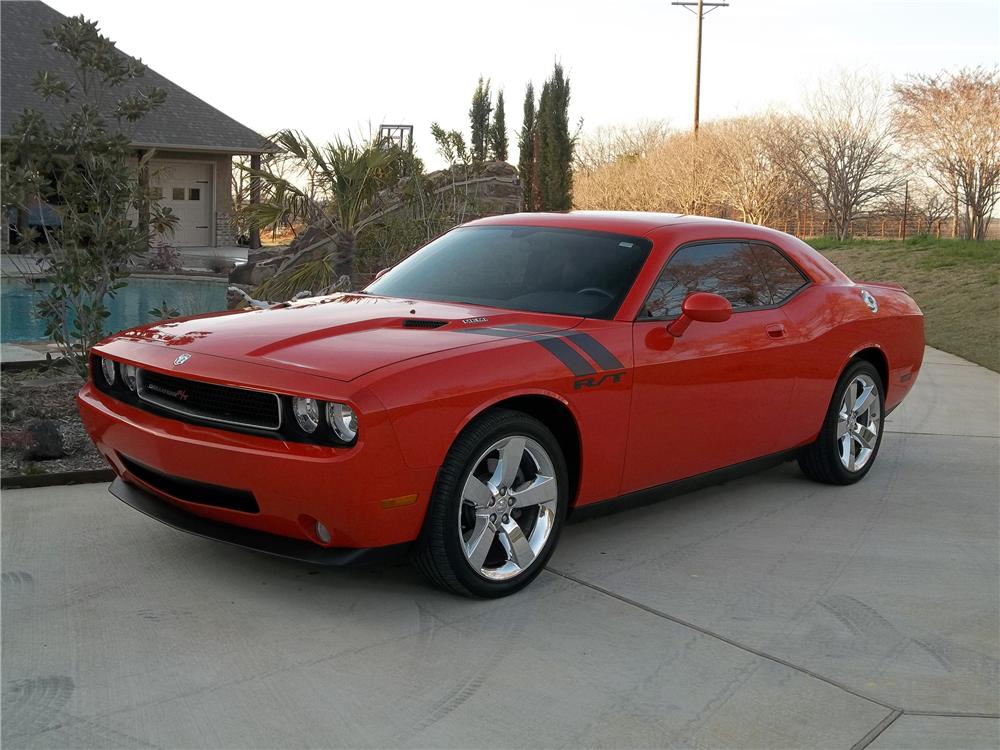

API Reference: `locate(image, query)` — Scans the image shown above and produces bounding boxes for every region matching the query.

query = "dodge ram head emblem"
[860,289,878,314]
[173,353,192,366]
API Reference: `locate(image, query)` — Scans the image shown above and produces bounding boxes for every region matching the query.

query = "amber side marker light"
[380,493,418,510]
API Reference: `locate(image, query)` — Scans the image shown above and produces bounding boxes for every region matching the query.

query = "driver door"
[622,241,797,493]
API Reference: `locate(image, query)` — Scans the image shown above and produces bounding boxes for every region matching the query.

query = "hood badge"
[173,353,192,366]
[462,317,489,325]
[860,290,878,314]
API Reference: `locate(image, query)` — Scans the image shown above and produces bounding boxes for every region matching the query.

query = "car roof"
[465,211,755,236]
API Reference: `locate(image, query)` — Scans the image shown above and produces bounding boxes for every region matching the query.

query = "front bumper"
[78,383,436,551]
[110,478,410,565]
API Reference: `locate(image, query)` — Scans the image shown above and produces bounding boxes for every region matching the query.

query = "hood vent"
[402,319,448,329]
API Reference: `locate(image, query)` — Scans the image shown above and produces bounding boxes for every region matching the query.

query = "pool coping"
[1,468,115,490]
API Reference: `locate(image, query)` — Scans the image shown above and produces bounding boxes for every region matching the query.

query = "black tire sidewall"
[434,411,568,598]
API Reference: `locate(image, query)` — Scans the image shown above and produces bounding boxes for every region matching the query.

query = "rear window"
[366,226,653,319]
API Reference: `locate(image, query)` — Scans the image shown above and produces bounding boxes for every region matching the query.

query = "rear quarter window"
[751,243,809,303]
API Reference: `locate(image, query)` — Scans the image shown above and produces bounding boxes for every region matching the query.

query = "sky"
[45,0,1000,169]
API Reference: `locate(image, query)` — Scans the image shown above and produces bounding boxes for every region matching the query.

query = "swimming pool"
[1,276,230,343]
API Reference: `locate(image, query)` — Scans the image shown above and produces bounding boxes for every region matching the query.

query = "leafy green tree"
[0,15,174,378]
[469,76,492,165]
[518,83,537,211]
[430,122,471,166]
[489,89,509,161]
[536,63,573,211]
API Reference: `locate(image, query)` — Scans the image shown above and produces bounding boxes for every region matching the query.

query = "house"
[1,0,273,251]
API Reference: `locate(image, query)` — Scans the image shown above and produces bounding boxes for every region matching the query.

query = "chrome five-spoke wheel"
[837,373,880,472]
[799,359,885,485]
[459,435,558,581]
[414,408,567,597]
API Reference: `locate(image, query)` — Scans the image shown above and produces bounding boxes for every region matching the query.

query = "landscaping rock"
[22,419,65,460]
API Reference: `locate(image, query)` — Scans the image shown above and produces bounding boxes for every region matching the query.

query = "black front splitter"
[109,477,410,566]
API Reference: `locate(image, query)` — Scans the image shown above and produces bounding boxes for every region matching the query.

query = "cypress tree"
[489,89,509,162]
[517,83,536,211]
[469,76,492,165]
[536,63,572,211]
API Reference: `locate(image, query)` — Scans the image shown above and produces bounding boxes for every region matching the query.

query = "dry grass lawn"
[811,236,999,371]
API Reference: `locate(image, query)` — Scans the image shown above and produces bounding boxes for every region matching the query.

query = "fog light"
[315,521,331,544]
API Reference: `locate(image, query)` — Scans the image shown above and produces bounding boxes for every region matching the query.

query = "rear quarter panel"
[782,282,924,447]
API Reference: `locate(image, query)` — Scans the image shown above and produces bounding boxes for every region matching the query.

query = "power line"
[671,0,729,137]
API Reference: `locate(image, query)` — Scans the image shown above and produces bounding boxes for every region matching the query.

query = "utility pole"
[672,0,729,138]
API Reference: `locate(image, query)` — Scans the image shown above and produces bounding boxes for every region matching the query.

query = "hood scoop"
[402,319,448,329]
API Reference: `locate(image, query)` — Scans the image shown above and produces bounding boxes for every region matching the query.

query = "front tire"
[799,359,885,485]
[414,409,568,598]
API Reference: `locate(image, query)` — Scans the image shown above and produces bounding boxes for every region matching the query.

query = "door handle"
[766,324,786,339]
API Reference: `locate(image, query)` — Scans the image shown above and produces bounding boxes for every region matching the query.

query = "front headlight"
[326,402,358,442]
[292,397,320,433]
[122,364,138,391]
[100,357,116,386]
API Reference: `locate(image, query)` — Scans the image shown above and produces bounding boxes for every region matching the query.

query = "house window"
[188,188,201,201]
[171,187,185,201]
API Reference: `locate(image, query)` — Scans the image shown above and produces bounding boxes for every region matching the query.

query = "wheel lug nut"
[508,497,515,506]
[500,487,506,496]
[502,514,509,523]
[490,514,497,523]
[488,499,495,507]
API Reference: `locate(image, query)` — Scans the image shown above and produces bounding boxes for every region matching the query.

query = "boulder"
[22,419,64,460]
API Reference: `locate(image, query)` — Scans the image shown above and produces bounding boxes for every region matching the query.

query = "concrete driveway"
[3,347,997,749]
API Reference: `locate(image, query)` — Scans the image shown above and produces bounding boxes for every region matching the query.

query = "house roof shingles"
[1,1,274,154]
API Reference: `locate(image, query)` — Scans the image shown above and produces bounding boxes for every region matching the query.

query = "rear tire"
[413,409,568,598]
[799,360,885,485]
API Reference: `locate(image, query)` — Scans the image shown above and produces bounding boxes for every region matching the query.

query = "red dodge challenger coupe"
[78,212,924,597]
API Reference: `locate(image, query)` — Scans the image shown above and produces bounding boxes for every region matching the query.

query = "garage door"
[150,161,213,246]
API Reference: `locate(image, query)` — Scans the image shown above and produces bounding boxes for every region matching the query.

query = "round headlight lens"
[326,402,358,442]
[100,357,116,386]
[122,364,138,391]
[292,397,320,433]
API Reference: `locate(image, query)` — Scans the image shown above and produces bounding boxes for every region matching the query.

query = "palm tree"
[239,129,402,296]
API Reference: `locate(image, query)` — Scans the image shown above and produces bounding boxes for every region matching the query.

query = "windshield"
[365,226,652,319]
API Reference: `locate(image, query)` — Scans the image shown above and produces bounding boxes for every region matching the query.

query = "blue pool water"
[1,276,229,343]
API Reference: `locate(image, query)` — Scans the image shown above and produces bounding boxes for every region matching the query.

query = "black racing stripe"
[449,325,597,376]
[450,327,534,338]
[531,336,596,377]
[565,332,624,371]
[495,324,554,332]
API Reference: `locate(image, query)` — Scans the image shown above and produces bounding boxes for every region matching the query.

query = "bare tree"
[791,74,900,240]
[895,68,1000,241]
[574,120,670,175]
[709,114,805,226]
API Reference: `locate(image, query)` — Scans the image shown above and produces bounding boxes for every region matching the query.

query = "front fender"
[364,332,633,506]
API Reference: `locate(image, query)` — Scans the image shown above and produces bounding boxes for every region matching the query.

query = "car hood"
[109,293,582,381]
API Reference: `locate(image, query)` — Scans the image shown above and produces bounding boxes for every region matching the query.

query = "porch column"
[137,150,150,250]
[249,153,261,250]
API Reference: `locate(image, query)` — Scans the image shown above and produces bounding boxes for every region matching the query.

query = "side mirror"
[667,292,732,337]
[375,267,391,280]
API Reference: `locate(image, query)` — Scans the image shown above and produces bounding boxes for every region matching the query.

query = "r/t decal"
[574,371,626,390]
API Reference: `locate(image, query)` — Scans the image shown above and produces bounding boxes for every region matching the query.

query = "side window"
[643,242,771,319]
[751,243,809,303]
